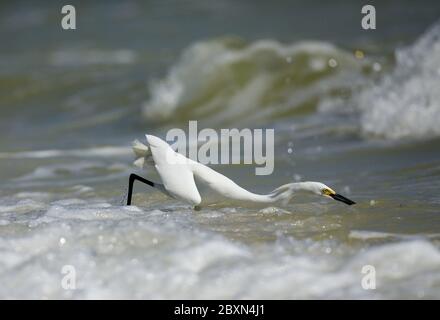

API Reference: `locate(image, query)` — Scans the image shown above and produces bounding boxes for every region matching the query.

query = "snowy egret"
[126,135,355,208]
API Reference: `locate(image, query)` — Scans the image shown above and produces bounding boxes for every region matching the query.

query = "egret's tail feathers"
[132,139,151,169]
[133,157,145,169]
[132,139,150,157]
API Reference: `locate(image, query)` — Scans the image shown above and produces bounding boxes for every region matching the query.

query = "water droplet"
[328,58,338,68]
[373,62,382,72]
[354,50,364,59]
[343,186,351,194]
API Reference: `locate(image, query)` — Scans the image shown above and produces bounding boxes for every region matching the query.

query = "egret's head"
[303,182,356,205]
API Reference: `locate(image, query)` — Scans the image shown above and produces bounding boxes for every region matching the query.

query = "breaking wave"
[358,22,440,140]
[142,38,372,126]
[142,21,440,141]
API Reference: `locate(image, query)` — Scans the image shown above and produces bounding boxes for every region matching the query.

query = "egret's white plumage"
[129,134,355,208]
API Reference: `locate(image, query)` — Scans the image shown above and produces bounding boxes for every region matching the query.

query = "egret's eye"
[322,188,334,196]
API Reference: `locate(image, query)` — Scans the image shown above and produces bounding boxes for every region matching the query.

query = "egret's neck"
[265,182,314,203]
[228,182,309,204]
[189,158,314,205]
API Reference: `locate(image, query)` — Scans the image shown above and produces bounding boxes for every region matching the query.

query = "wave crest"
[359,22,440,139]
[142,38,369,126]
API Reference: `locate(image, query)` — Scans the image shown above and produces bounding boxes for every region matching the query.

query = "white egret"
[126,135,355,208]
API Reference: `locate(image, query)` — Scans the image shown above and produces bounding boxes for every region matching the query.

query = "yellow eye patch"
[322,188,335,196]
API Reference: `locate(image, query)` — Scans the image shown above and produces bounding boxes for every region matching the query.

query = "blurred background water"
[0,0,440,299]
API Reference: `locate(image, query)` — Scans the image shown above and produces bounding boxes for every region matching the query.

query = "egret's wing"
[146,135,201,205]
[155,162,201,205]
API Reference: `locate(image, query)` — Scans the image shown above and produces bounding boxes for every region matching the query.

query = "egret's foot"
[194,205,202,211]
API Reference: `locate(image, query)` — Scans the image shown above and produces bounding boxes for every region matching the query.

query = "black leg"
[127,173,155,206]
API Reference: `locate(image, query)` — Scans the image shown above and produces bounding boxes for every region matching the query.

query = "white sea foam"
[358,22,440,139]
[0,194,439,299]
[0,146,130,160]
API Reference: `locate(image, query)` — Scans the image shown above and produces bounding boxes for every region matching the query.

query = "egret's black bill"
[330,193,356,205]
